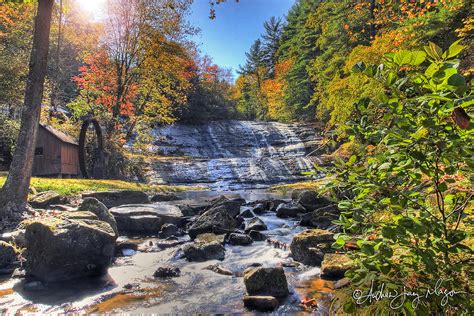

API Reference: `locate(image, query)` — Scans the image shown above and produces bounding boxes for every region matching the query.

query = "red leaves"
[452,107,470,129]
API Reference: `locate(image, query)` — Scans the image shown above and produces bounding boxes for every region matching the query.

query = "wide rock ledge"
[110,204,184,234]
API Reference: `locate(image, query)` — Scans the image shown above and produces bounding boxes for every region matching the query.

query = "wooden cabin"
[32,124,80,177]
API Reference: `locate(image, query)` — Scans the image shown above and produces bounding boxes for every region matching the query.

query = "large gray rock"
[276,202,307,218]
[228,233,253,246]
[24,211,117,282]
[82,190,149,208]
[29,191,62,209]
[183,233,226,262]
[299,204,339,229]
[110,204,184,234]
[243,267,289,298]
[188,204,240,239]
[290,229,334,266]
[244,217,267,233]
[292,190,331,212]
[78,198,118,237]
[243,295,279,312]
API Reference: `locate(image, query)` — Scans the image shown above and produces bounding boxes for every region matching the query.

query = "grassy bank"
[0,175,200,197]
[269,179,330,195]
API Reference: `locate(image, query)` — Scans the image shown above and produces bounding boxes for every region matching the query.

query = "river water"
[0,190,334,314]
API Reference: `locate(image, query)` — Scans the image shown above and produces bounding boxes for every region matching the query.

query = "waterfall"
[147,121,321,190]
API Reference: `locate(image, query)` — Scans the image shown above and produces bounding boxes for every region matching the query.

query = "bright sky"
[77,0,295,78]
[189,0,295,78]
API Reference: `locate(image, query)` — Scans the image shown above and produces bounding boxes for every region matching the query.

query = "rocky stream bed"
[0,189,352,314]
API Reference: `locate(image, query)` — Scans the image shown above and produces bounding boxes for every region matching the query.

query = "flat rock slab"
[110,204,184,234]
[82,190,149,208]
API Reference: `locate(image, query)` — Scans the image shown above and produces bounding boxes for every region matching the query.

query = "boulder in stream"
[292,190,331,212]
[183,233,226,261]
[110,204,184,234]
[154,265,180,278]
[290,229,334,266]
[228,233,253,246]
[248,230,267,241]
[23,211,117,282]
[82,190,149,208]
[276,202,307,218]
[243,267,289,298]
[240,209,255,218]
[244,217,267,233]
[243,295,279,312]
[78,197,119,238]
[188,204,239,239]
[299,204,339,229]
[321,253,353,279]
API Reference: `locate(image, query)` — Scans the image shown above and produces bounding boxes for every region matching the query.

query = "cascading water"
[147,120,321,190]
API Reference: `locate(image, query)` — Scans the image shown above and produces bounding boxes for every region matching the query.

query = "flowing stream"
[0,191,333,314]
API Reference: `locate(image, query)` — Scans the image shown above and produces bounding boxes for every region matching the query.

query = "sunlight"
[76,0,106,20]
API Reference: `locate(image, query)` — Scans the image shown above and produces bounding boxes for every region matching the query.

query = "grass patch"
[268,179,329,194]
[0,176,201,197]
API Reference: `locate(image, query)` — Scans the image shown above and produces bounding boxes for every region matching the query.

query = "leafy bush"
[0,115,19,168]
[324,41,472,314]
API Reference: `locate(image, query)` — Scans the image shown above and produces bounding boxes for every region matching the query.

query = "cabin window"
[35,147,43,156]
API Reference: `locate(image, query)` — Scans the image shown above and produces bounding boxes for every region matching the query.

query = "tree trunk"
[0,0,54,215]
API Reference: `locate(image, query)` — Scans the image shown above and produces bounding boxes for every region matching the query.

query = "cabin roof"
[40,124,78,146]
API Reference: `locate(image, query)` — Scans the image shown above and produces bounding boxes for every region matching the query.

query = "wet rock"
[321,254,353,279]
[208,196,245,218]
[115,240,139,256]
[299,205,339,229]
[249,230,267,241]
[29,191,62,209]
[183,241,225,262]
[195,233,225,244]
[290,229,334,266]
[78,198,119,238]
[175,200,210,217]
[150,193,180,202]
[23,211,117,282]
[240,209,255,218]
[269,199,286,212]
[243,267,289,298]
[292,190,331,212]
[243,295,279,312]
[110,204,184,234]
[82,190,149,208]
[0,241,17,272]
[204,263,233,276]
[276,202,307,218]
[153,266,180,278]
[244,217,267,233]
[188,205,239,239]
[252,203,265,215]
[228,233,253,246]
[159,223,181,238]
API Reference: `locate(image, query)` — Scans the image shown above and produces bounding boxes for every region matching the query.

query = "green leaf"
[393,50,413,66]
[410,51,426,65]
[424,42,443,61]
[443,39,465,59]
[447,74,466,87]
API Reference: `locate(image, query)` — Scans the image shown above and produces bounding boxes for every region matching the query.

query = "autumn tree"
[0,0,55,215]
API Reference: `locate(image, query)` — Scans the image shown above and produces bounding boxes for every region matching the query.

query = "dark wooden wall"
[32,127,79,176]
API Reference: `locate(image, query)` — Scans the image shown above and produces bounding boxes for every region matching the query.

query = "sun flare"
[77,0,106,20]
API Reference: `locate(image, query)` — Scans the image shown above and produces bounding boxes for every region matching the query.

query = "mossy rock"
[321,253,353,279]
[290,229,334,266]
[24,213,117,282]
[0,241,17,271]
[243,267,288,298]
[78,198,119,237]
